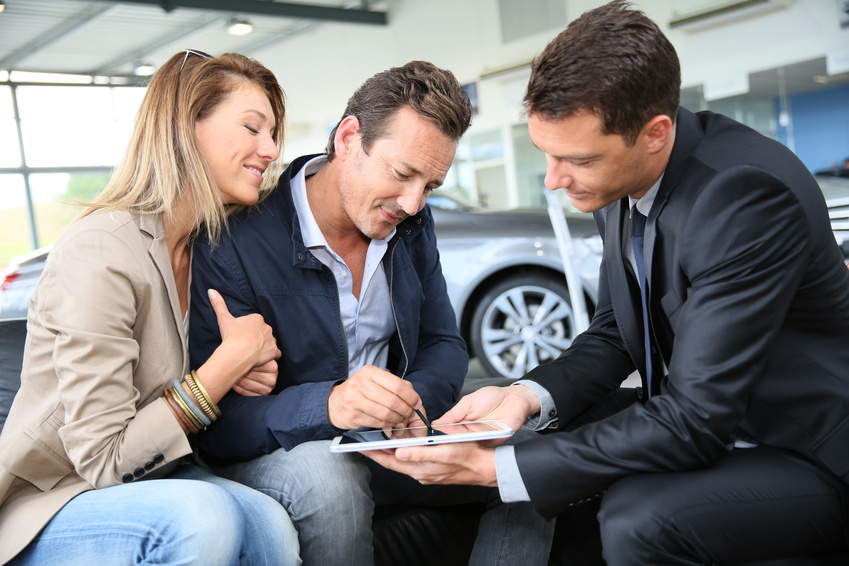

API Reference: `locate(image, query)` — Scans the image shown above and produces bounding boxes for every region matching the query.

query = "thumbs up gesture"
[208,288,280,367]
[196,289,281,400]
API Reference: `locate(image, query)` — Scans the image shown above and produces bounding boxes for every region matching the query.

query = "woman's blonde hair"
[81,50,286,242]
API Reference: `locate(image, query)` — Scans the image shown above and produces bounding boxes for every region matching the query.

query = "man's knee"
[222,441,372,521]
[596,478,676,564]
[288,440,371,492]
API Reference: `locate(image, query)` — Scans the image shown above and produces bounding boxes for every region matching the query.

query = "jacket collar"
[136,211,189,371]
[640,107,705,281]
[654,107,704,216]
[282,154,431,268]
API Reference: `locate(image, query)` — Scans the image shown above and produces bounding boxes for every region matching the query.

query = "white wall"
[248,0,848,163]
[663,0,849,91]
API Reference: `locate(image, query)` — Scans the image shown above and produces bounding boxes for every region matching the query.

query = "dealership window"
[0,80,143,270]
[16,85,143,168]
[681,89,778,140]
[446,122,589,215]
[0,87,20,168]
[0,174,29,265]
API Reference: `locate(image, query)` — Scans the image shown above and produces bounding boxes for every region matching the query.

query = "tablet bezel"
[329,419,513,452]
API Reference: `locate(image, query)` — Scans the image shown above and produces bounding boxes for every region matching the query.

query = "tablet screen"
[330,420,513,452]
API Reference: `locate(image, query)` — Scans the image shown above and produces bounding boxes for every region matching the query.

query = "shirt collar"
[629,174,664,217]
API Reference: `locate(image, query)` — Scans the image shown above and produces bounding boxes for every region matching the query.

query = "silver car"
[6,176,845,380]
[0,246,51,322]
[429,192,602,380]
[0,196,603,381]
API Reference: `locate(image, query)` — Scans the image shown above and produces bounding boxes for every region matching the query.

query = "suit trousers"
[550,389,849,566]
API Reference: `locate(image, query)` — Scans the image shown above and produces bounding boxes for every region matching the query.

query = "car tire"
[470,273,577,380]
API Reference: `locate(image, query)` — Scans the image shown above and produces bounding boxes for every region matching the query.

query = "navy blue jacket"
[189,155,468,460]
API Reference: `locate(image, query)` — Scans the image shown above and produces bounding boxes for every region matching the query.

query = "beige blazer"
[0,211,194,563]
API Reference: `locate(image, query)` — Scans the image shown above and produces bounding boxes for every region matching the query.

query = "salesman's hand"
[327,366,422,431]
[363,442,499,487]
[435,385,540,434]
[233,360,278,396]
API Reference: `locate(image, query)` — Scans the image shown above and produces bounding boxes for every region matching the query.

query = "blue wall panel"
[777,83,849,174]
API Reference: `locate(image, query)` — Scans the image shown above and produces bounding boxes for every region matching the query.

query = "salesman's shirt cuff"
[495,445,531,502]
[513,380,557,430]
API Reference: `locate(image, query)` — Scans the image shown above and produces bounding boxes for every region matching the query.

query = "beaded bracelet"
[172,379,212,427]
[188,370,221,418]
[163,387,199,434]
[168,384,206,431]
[183,372,216,422]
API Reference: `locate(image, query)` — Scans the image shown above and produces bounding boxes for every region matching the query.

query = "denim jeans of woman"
[8,464,301,566]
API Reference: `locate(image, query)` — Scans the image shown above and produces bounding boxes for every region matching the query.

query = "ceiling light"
[134,62,156,76]
[0,1,6,14]
[227,18,253,36]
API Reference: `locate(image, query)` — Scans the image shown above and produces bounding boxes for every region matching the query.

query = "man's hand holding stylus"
[327,365,423,430]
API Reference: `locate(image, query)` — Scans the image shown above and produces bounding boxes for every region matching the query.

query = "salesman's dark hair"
[524,0,680,146]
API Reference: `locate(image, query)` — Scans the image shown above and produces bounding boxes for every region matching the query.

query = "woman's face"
[194,82,280,205]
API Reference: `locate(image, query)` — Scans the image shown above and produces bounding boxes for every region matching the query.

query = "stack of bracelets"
[162,370,221,434]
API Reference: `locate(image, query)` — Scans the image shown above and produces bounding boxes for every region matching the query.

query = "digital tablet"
[329,420,513,452]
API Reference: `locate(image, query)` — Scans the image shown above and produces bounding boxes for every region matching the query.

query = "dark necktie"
[631,208,653,396]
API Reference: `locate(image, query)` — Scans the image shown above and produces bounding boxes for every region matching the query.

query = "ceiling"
[0,0,388,83]
[0,0,846,100]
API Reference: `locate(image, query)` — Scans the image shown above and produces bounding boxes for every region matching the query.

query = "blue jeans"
[9,464,300,566]
[213,430,554,566]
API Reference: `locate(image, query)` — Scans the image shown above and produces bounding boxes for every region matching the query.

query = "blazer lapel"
[605,200,645,372]
[137,213,188,373]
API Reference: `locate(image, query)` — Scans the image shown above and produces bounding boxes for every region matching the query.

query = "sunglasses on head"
[179,48,212,72]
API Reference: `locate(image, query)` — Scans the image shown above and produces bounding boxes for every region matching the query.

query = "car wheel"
[470,273,577,379]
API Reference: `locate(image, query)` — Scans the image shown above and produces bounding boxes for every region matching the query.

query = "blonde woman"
[0,50,300,565]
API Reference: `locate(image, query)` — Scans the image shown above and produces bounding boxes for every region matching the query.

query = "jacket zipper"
[388,238,409,379]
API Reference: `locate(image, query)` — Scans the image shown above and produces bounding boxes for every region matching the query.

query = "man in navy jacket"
[366,4,849,565]
[189,61,553,566]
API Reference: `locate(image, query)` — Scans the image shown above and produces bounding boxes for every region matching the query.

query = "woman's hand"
[210,289,280,370]
[195,289,281,402]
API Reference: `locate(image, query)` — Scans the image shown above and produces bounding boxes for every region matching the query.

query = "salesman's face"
[339,106,456,240]
[528,111,657,212]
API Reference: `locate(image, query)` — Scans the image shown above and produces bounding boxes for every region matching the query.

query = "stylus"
[414,408,445,436]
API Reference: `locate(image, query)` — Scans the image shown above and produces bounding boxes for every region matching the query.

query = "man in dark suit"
[366,2,849,564]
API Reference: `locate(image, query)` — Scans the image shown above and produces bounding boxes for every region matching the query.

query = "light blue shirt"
[290,155,396,375]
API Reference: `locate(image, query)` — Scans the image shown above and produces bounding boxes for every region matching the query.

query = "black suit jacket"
[515,108,849,519]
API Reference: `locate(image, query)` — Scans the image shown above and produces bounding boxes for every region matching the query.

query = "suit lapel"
[137,213,189,374]
[605,200,645,373]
